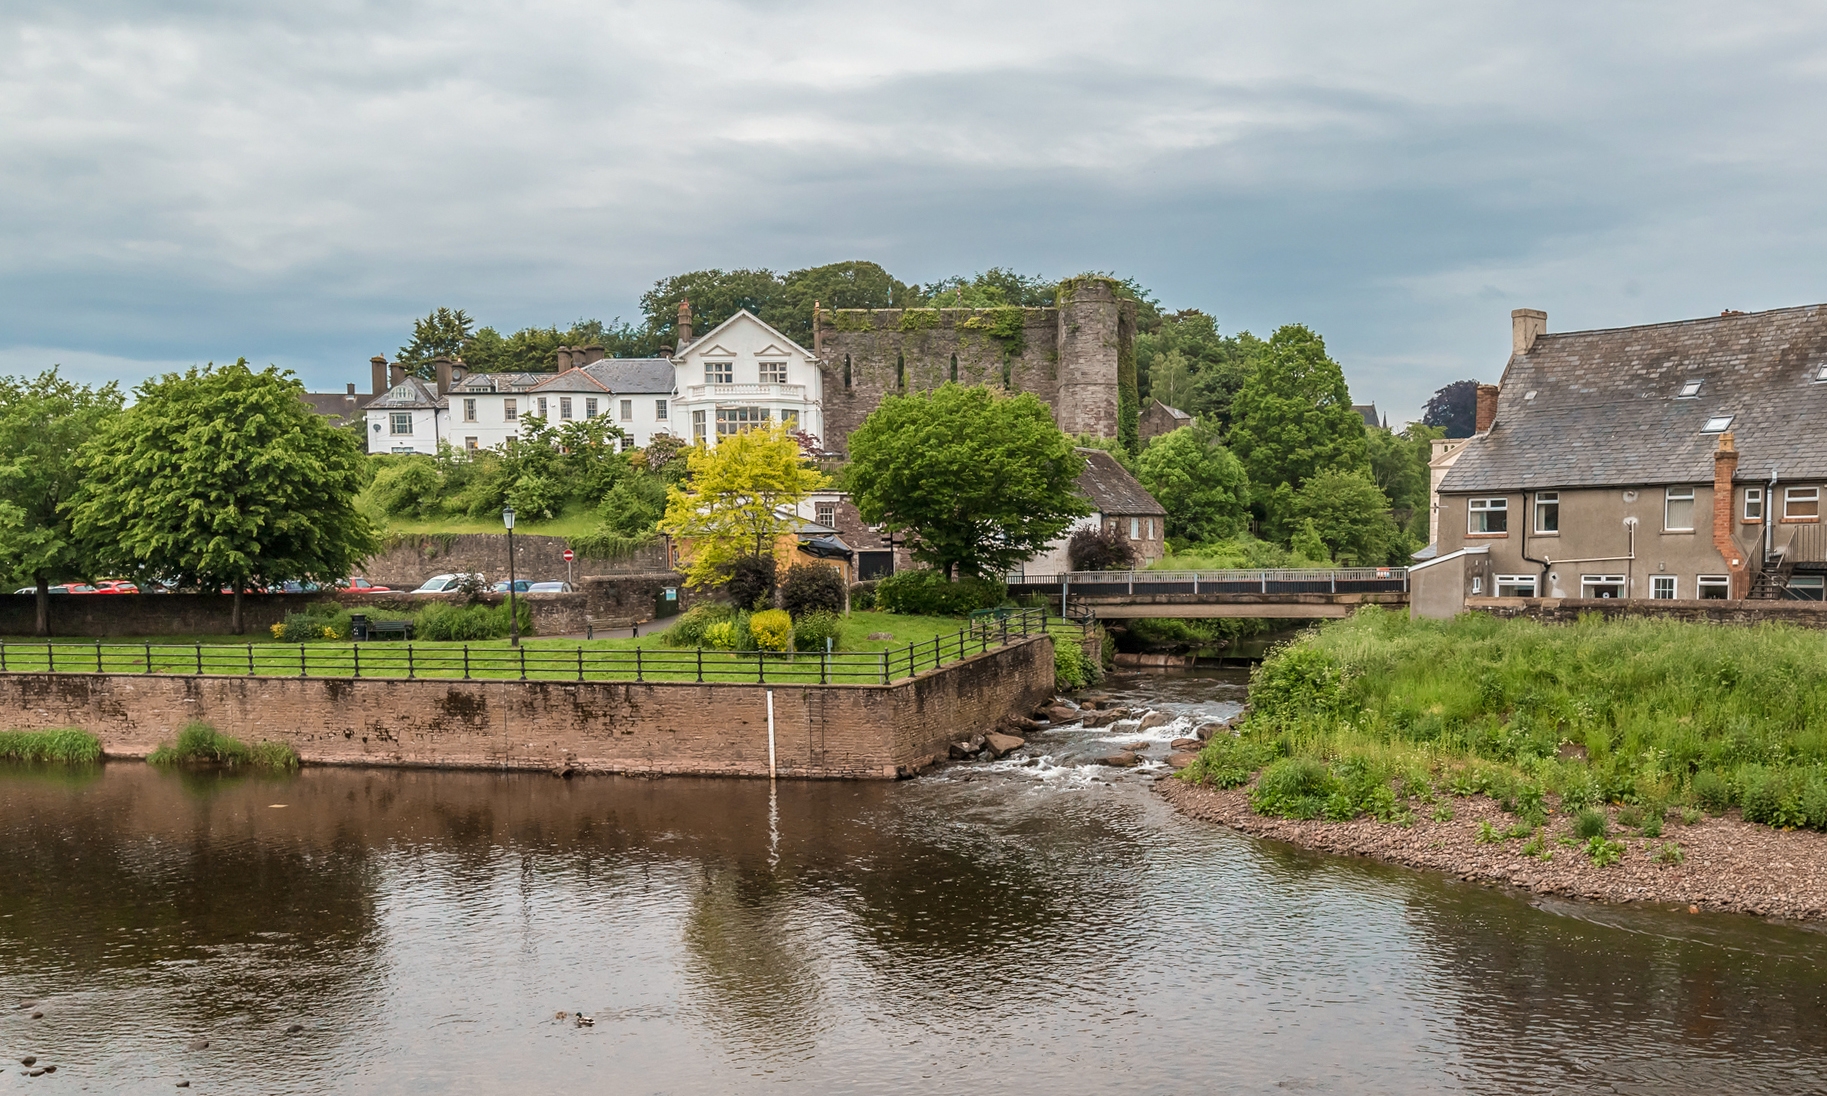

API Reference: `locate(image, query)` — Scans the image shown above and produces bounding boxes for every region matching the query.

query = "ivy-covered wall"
[816,281,1133,453]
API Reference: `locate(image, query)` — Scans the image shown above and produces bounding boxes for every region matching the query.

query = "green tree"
[844,384,1090,578]
[1287,470,1395,565]
[462,318,654,373]
[658,426,826,589]
[1367,423,1440,533]
[1135,423,1251,545]
[640,268,787,350]
[1227,323,1369,513]
[69,361,378,633]
[773,261,920,342]
[0,369,123,634]
[920,268,1055,308]
[396,307,476,375]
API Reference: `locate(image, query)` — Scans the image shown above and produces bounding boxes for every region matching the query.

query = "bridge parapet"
[1005,568,1410,620]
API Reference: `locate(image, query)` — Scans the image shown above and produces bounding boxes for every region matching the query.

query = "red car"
[92,581,139,594]
[338,578,392,592]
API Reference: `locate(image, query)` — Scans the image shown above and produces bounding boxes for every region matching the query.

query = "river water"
[4,671,1827,1094]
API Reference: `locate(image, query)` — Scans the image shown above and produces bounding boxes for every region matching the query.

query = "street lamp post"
[503,506,519,647]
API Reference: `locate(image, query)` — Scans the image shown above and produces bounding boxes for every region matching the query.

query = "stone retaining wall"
[359,533,671,590]
[1469,596,1827,628]
[0,636,1056,780]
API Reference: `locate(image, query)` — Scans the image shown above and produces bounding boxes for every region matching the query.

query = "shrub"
[1573,807,1609,841]
[1251,757,1333,820]
[780,564,846,618]
[276,606,352,643]
[1654,842,1686,864]
[1692,769,1734,813]
[792,611,844,653]
[726,555,777,611]
[849,581,878,611]
[1066,526,1136,572]
[750,609,795,652]
[1585,836,1624,867]
[874,569,1008,616]
[701,615,754,651]
[665,603,735,647]
[1640,812,1664,838]
[148,723,298,771]
[1055,639,1098,690]
[414,600,530,642]
[0,728,103,764]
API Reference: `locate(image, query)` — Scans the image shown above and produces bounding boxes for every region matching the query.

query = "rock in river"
[982,732,1026,759]
[1170,738,1201,751]
[1097,752,1140,768]
[1136,711,1176,732]
[1168,752,1200,770]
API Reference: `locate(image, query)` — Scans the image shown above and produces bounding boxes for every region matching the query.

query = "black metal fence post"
[353,644,361,679]
[247,644,254,676]
[696,647,703,683]
[409,644,416,680]
[635,647,643,683]
[95,640,102,674]
[463,644,470,680]
[297,644,306,678]
[577,647,583,682]
[143,642,150,674]
[518,646,526,681]
[880,650,888,684]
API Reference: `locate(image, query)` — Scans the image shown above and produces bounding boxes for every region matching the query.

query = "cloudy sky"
[4,1,1826,421]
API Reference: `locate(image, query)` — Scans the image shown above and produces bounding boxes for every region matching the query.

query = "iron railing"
[1007,568,1409,597]
[0,608,1061,686]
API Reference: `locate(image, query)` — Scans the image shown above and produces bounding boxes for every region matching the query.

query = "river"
[4,670,1826,1093]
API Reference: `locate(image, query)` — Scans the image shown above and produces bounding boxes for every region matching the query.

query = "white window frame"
[716,406,770,436]
[1651,575,1677,599]
[1468,497,1508,534]
[463,398,477,422]
[1785,486,1820,521]
[585,398,598,418]
[815,502,836,527]
[389,412,413,435]
[781,409,800,432]
[1664,485,1696,532]
[620,399,633,422]
[692,410,707,442]
[1785,576,1825,601]
[1494,574,1537,598]
[656,400,669,421]
[559,397,573,421]
[1701,414,1734,433]
[1676,379,1703,398]
[536,397,548,419]
[464,436,478,452]
[504,399,518,422]
[1533,491,1559,534]
[1744,487,1764,523]
[759,361,787,384]
[1580,574,1626,599]
[1696,574,1731,600]
[705,361,733,385]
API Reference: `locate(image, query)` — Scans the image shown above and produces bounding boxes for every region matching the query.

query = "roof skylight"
[1677,379,1703,398]
[1815,363,1827,382]
[1701,414,1734,433]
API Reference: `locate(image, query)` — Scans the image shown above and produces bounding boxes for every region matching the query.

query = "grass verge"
[1180,607,1827,833]
[0,728,103,764]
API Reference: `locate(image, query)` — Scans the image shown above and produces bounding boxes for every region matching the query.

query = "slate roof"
[582,359,677,394]
[364,378,445,410]
[299,391,371,421]
[452,371,547,393]
[1351,403,1380,428]
[1440,303,1827,493]
[1075,448,1166,516]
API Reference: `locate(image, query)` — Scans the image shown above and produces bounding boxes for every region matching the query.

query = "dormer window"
[1701,413,1734,433]
[1677,379,1703,398]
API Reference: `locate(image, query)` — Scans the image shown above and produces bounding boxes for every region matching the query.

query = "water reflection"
[0,741,1824,1094]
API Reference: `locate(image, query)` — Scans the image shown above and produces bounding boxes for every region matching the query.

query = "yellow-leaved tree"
[659,426,826,588]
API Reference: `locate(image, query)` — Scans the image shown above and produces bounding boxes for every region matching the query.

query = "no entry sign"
[563,549,575,562]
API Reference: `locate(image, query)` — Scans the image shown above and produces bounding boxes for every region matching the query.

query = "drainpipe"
[1521,490,1552,595]
[1766,465,1780,579]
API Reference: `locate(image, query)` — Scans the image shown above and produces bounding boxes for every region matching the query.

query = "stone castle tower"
[812,277,1137,454]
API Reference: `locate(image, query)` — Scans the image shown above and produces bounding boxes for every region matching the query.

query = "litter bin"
[350,613,369,641]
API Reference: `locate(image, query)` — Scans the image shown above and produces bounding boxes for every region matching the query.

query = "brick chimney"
[1714,432,1747,598]
[388,362,406,388]
[1475,383,1500,433]
[555,346,574,371]
[582,343,605,364]
[1512,308,1547,354]
[433,356,453,396]
[371,356,388,396]
[677,299,694,349]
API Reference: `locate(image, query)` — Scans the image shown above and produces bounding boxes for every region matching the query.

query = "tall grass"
[1181,608,1827,830]
[147,723,300,771]
[0,728,103,764]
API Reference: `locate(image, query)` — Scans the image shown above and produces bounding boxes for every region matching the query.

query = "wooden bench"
[369,620,413,640]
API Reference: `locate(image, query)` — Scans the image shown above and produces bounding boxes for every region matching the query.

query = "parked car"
[411,573,485,594]
[492,579,533,594]
[527,581,574,593]
[92,581,139,594]
[15,584,100,595]
[337,577,391,592]
[274,580,322,594]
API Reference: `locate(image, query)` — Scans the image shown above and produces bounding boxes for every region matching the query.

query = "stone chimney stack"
[433,356,453,396]
[345,383,356,396]
[555,346,574,371]
[371,356,388,395]
[389,362,407,388]
[1714,432,1747,597]
[1512,308,1547,354]
[1475,383,1500,433]
[677,299,694,349]
[582,343,606,364]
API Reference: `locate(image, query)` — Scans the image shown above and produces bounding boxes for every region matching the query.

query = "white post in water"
[766,689,777,780]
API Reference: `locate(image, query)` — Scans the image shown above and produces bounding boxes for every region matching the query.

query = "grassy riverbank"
[1182,609,1827,833]
[0,728,102,764]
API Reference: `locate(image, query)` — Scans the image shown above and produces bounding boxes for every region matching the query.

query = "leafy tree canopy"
[844,384,1090,578]
[658,426,826,588]
[640,261,921,350]
[1227,323,1369,498]
[69,361,378,632]
[1422,379,1481,439]
[1288,470,1396,565]
[0,369,123,633]
[1135,423,1251,545]
[1135,309,1264,430]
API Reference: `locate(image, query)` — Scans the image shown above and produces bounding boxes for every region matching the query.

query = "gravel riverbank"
[1157,776,1827,923]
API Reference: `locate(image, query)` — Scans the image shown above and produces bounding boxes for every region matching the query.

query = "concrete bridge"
[1005,568,1410,619]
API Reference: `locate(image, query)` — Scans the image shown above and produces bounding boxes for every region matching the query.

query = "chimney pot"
[346,383,356,396]
[434,356,453,396]
[677,299,694,348]
[389,363,407,388]
[371,356,388,396]
[1475,383,1501,433]
[1512,308,1547,354]
[555,346,574,371]
[583,343,606,364]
